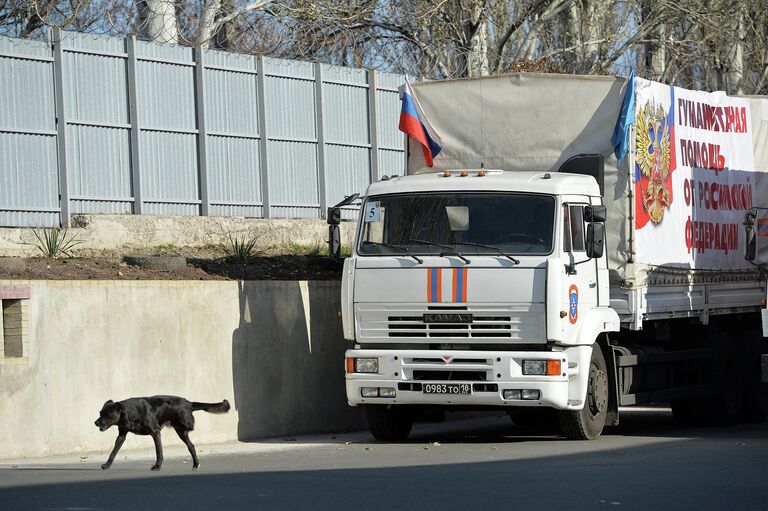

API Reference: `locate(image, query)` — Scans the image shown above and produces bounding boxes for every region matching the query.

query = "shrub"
[28,228,84,258]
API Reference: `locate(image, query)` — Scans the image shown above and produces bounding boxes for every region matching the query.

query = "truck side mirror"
[744,208,758,262]
[746,228,756,262]
[585,205,607,223]
[586,222,605,259]
[328,223,342,259]
[326,194,360,260]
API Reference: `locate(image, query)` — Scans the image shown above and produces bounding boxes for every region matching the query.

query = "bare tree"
[1,0,766,94]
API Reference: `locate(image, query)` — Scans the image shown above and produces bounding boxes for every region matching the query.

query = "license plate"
[422,383,471,395]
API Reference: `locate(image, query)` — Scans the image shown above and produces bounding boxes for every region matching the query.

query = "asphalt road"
[2,408,767,511]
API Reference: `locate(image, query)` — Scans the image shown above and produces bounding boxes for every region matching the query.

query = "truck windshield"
[359,192,555,256]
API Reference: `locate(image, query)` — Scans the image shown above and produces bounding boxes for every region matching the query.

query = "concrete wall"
[0,279,365,459]
[0,214,357,257]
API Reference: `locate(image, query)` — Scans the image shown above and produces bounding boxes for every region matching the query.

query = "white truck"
[334,73,768,440]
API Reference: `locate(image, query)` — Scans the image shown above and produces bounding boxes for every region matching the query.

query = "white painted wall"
[0,280,364,459]
[0,214,357,257]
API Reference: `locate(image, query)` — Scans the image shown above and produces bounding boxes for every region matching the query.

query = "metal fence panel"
[67,125,132,203]
[264,76,316,140]
[325,145,370,206]
[140,130,199,203]
[61,34,133,214]
[0,32,408,227]
[0,133,60,226]
[63,52,128,124]
[263,59,319,218]
[267,140,319,218]
[323,82,370,146]
[207,135,261,204]
[205,67,259,135]
[379,148,406,178]
[0,36,59,227]
[136,62,196,129]
[204,50,262,218]
[376,86,403,152]
[0,46,56,132]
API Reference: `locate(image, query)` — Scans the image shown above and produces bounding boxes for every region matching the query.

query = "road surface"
[1,408,766,510]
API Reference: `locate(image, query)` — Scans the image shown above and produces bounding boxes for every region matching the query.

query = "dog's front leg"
[150,431,163,471]
[102,431,127,469]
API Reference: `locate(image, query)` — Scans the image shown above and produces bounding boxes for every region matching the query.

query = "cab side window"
[563,204,585,252]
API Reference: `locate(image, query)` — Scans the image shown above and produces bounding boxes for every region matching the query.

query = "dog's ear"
[113,402,123,411]
[105,400,114,405]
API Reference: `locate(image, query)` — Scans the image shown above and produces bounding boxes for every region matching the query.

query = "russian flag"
[757,219,768,237]
[399,82,442,167]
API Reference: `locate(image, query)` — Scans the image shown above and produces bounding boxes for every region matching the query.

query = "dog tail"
[192,400,231,414]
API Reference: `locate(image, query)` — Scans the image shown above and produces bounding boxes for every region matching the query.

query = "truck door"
[561,201,599,340]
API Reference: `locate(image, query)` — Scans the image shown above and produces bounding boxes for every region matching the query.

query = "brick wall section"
[2,299,23,357]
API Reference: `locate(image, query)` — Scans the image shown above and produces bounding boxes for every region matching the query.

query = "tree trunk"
[137,0,178,44]
[468,18,490,77]
[583,0,600,68]
[641,0,664,80]
[200,0,236,49]
[726,9,744,95]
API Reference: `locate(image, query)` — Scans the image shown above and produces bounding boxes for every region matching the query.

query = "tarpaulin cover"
[407,73,768,286]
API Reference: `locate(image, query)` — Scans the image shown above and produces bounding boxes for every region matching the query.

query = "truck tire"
[558,344,609,440]
[364,405,413,441]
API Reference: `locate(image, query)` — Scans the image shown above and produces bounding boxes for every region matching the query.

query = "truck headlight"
[347,357,378,373]
[522,359,562,376]
[522,360,546,375]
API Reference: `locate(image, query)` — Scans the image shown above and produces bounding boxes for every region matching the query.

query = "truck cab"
[342,169,619,440]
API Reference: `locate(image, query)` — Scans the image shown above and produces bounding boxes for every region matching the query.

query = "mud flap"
[762,354,768,384]
[762,309,768,338]
[601,338,621,427]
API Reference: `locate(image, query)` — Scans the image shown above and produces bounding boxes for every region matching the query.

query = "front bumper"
[345,347,592,410]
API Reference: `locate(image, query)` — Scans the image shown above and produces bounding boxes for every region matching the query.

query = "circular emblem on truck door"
[568,285,579,324]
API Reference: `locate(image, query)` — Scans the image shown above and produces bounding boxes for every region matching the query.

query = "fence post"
[194,45,210,216]
[256,56,271,218]
[314,63,327,219]
[126,35,143,215]
[51,28,70,227]
[367,69,380,184]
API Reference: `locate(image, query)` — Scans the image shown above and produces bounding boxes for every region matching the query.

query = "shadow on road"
[3,416,767,511]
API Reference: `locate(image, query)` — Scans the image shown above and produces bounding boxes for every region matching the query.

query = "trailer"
[334,73,768,440]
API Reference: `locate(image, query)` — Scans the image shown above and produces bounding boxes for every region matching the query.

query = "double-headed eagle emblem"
[635,100,672,224]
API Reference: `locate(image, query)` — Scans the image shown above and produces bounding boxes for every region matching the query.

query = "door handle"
[589,282,596,288]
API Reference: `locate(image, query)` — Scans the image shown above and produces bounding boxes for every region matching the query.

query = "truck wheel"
[558,344,609,440]
[364,405,413,441]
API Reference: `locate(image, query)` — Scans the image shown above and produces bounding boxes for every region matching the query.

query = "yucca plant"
[29,228,84,258]
[226,233,259,264]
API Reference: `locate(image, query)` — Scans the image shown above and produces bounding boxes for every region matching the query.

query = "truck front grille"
[356,303,546,343]
[412,370,486,381]
[388,315,513,338]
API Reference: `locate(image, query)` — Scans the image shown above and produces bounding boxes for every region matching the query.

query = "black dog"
[95,395,230,471]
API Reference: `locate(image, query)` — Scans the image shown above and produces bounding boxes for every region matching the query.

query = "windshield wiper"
[362,241,423,264]
[453,241,520,265]
[407,239,471,264]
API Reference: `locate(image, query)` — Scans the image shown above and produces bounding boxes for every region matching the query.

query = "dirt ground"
[0,247,344,281]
